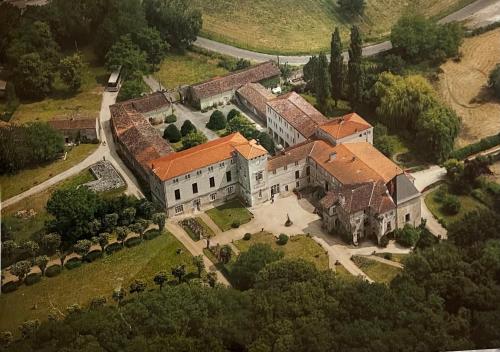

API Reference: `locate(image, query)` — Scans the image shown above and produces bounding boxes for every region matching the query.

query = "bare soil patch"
[437,29,500,147]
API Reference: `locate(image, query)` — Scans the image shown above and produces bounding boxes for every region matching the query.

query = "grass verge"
[206,199,253,231]
[352,256,401,284]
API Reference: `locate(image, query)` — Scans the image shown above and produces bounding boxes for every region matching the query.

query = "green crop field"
[193,0,474,54]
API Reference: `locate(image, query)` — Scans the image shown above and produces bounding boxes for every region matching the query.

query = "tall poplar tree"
[330,27,344,107]
[347,26,363,110]
[315,52,331,114]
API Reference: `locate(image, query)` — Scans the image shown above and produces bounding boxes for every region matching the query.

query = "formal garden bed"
[351,256,401,284]
[206,199,253,231]
[179,217,215,241]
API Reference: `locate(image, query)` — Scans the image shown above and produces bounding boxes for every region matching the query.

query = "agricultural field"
[437,29,500,147]
[193,0,474,54]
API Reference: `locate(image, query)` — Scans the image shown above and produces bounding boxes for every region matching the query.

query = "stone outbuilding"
[48,117,98,143]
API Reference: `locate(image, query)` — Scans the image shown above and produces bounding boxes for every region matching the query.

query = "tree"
[180,120,196,137]
[207,110,227,130]
[193,255,205,277]
[138,199,155,219]
[35,255,49,276]
[395,225,421,248]
[112,287,126,305]
[144,0,202,49]
[182,130,208,149]
[10,260,32,281]
[97,233,110,251]
[152,213,166,232]
[73,239,92,257]
[117,79,147,102]
[104,213,119,232]
[88,219,102,237]
[315,52,331,113]
[256,132,275,154]
[488,64,500,99]
[442,195,461,215]
[59,53,84,92]
[347,26,364,110]
[115,227,128,246]
[2,240,18,262]
[121,207,136,226]
[338,0,365,15]
[55,250,67,267]
[330,27,344,106]
[154,271,168,290]
[448,210,500,247]
[231,244,284,290]
[226,115,258,139]
[132,27,169,68]
[40,233,61,254]
[46,187,102,243]
[105,35,147,80]
[303,56,319,91]
[129,279,147,294]
[171,265,186,284]
[18,320,40,340]
[0,2,21,62]
[227,108,241,122]
[163,124,182,143]
[206,271,217,287]
[14,53,56,99]
[129,222,145,238]
[0,330,13,349]
[21,241,39,262]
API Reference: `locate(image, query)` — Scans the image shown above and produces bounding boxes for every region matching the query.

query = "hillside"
[193,0,474,54]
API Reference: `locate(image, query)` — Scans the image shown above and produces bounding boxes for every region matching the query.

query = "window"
[285,185,289,191]
[175,205,184,214]
[306,166,310,176]
[295,161,299,166]
[208,166,214,172]
[210,193,217,201]
[256,171,263,182]
[273,170,277,175]
[231,158,235,164]
[197,170,202,176]
[174,189,181,200]
[258,190,262,198]
[209,177,215,188]
[227,186,234,194]
[405,213,411,222]
[219,162,225,167]
[173,178,179,184]
[295,170,300,179]
[185,174,190,180]
[192,183,198,194]
[226,171,232,182]
[284,165,288,171]
[296,181,300,188]
[387,221,392,231]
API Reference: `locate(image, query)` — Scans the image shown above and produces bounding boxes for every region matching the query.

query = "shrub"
[277,234,289,245]
[105,242,123,254]
[243,233,252,241]
[395,225,421,248]
[433,186,448,203]
[165,114,177,123]
[45,265,62,277]
[84,250,103,263]
[163,124,181,143]
[181,120,196,137]
[379,235,390,248]
[25,272,42,286]
[227,109,240,122]
[144,229,161,240]
[207,110,227,130]
[442,195,461,215]
[125,236,142,248]
[384,253,393,260]
[450,133,500,160]
[64,258,82,270]
[1,281,18,294]
[231,220,240,229]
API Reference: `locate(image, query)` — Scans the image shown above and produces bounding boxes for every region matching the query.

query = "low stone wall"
[84,161,126,193]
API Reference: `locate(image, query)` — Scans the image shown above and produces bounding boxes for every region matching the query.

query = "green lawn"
[0,143,98,201]
[334,263,356,281]
[234,232,329,270]
[206,199,253,231]
[154,51,228,90]
[373,253,408,264]
[193,0,474,54]
[425,186,487,227]
[0,233,194,333]
[352,256,401,284]
[11,47,105,124]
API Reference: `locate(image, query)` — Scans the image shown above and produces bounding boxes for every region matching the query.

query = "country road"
[194,0,500,65]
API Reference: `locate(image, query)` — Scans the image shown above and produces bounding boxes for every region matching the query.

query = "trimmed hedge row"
[84,250,103,263]
[144,229,161,240]
[1,281,18,293]
[65,258,82,270]
[45,264,62,277]
[105,242,123,255]
[25,272,42,286]
[125,237,142,248]
[450,133,500,160]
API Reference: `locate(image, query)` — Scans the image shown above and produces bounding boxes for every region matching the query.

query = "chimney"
[329,152,337,162]
[351,156,356,162]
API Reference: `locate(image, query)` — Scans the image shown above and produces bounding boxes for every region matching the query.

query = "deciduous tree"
[59,52,85,91]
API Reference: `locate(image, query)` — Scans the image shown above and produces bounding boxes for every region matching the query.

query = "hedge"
[105,242,123,254]
[1,281,18,293]
[65,258,82,270]
[125,237,142,248]
[25,272,42,286]
[84,250,103,263]
[45,264,62,277]
[144,229,161,240]
[165,114,177,123]
[449,133,500,160]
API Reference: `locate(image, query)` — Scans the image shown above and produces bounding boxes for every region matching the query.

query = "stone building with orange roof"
[316,113,373,146]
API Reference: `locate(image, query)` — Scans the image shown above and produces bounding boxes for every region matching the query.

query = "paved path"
[194,0,500,65]
[3,92,144,208]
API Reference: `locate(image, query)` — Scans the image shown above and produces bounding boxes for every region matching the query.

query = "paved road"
[194,0,500,65]
[3,92,144,208]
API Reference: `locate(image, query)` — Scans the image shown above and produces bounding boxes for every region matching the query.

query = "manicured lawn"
[0,233,194,333]
[11,47,105,124]
[334,263,356,281]
[373,253,408,264]
[154,51,228,90]
[234,232,329,270]
[0,143,98,201]
[206,199,253,231]
[425,186,487,227]
[193,0,474,54]
[300,94,351,118]
[352,256,401,284]
[2,169,95,243]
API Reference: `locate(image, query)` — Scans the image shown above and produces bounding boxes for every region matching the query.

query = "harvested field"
[437,29,500,147]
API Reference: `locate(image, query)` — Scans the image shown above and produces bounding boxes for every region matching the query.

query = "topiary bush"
[125,237,142,248]
[207,110,227,130]
[144,229,161,240]
[379,235,390,248]
[165,114,177,123]
[45,264,62,277]
[231,220,240,229]
[442,195,461,215]
[243,233,252,241]
[64,258,82,270]
[84,250,103,263]
[105,242,123,254]
[1,281,19,293]
[25,272,42,286]
[163,124,181,143]
[277,234,289,245]
[227,109,240,122]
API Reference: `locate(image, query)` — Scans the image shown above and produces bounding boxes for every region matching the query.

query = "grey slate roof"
[387,174,420,205]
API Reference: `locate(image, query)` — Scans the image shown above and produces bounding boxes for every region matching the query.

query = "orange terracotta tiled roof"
[319,113,372,140]
[190,61,280,101]
[151,133,268,181]
[237,82,275,117]
[267,140,315,171]
[48,117,96,130]
[267,92,328,138]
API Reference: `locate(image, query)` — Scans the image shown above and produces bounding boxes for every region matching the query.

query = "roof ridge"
[344,143,402,181]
